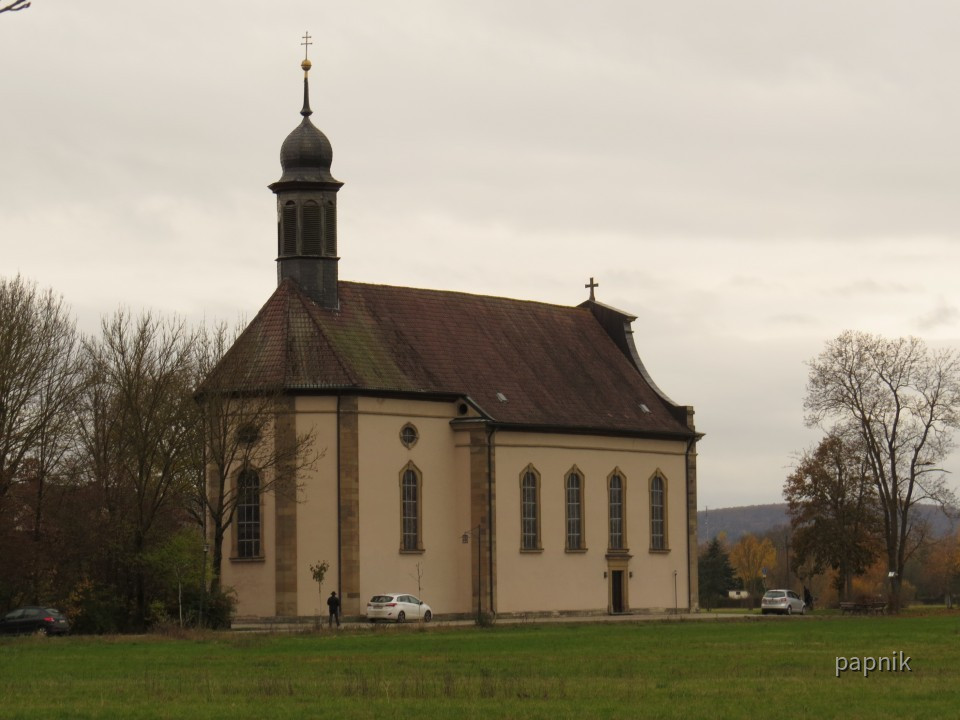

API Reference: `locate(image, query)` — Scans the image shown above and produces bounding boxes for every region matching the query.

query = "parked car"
[0,607,71,636]
[761,589,806,615]
[365,593,432,623]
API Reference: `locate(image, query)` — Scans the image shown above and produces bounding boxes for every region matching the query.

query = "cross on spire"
[301,31,313,60]
[585,277,599,301]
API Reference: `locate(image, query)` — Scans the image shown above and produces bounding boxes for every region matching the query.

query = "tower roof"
[274,57,340,186]
[278,118,338,184]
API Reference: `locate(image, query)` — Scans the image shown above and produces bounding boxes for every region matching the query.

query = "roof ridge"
[339,280,583,312]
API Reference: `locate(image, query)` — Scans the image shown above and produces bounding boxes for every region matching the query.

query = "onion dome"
[276,58,340,185]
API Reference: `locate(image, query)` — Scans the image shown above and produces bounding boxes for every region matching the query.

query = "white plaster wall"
[293,396,341,617]
[222,395,693,620]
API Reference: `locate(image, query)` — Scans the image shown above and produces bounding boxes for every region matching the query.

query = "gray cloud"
[2,0,959,508]
[917,299,960,331]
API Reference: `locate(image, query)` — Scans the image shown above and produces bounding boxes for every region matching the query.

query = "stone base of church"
[493,607,692,622]
[229,607,696,631]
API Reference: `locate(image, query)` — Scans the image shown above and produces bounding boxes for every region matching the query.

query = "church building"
[211,51,702,621]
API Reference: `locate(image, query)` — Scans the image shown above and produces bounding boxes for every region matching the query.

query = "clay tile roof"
[207,279,693,437]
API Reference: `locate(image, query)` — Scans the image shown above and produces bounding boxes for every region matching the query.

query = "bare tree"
[75,345,129,578]
[80,310,197,625]
[0,275,84,514]
[193,322,320,594]
[805,331,960,612]
[0,1,31,14]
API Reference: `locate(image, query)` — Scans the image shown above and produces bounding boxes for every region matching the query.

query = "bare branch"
[0,276,84,506]
[78,309,197,625]
[192,321,322,592]
[804,331,960,611]
[0,0,30,14]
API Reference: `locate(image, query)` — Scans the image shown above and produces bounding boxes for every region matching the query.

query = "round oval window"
[400,424,418,448]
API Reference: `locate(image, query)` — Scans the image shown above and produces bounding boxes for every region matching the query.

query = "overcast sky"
[3,1,959,509]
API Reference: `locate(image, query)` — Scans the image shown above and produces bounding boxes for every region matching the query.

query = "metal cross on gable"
[301,31,313,60]
[585,277,599,301]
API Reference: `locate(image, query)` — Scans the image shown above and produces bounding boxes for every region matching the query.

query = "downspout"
[487,425,495,616]
[685,434,696,612]
[336,394,342,597]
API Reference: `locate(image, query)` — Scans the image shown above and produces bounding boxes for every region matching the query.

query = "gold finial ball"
[301,59,312,72]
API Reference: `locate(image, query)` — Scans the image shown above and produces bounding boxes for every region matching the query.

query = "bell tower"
[268,33,343,309]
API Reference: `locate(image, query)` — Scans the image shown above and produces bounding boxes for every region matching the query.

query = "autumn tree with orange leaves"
[730,534,777,597]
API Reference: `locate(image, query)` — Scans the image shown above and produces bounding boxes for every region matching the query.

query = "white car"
[761,589,806,615]
[366,593,432,623]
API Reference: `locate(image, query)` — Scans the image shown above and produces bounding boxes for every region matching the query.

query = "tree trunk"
[210,524,225,594]
[134,529,147,628]
[888,573,901,613]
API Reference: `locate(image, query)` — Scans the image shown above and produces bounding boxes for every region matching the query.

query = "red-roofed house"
[210,57,701,622]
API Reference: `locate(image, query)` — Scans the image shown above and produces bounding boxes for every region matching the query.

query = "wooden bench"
[840,601,887,615]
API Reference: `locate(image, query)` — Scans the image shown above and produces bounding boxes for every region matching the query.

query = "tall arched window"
[608,471,624,551]
[236,468,261,558]
[281,201,297,255]
[520,465,540,551]
[650,474,667,551]
[565,467,585,551]
[400,463,422,552]
[302,201,321,255]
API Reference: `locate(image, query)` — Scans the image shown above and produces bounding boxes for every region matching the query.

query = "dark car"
[0,607,71,636]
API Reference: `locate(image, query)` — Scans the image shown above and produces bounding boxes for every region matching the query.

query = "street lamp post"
[673,570,678,614]
[461,525,483,624]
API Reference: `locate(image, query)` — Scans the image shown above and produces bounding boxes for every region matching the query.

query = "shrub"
[64,579,129,634]
[203,587,236,629]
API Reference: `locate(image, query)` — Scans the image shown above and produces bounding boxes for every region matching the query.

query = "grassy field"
[1,613,958,719]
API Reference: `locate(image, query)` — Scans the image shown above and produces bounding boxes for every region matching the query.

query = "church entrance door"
[611,571,624,613]
[606,554,630,613]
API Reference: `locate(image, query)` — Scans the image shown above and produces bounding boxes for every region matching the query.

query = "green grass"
[1,615,958,719]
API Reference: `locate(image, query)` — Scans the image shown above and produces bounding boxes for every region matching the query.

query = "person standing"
[327,591,341,628]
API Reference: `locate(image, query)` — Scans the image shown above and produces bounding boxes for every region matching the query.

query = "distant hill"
[697,503,958,544]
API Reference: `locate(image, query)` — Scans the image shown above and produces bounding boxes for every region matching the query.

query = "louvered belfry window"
[322,203,337,256]
[281,201,297,255]
[302,201,321,255]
